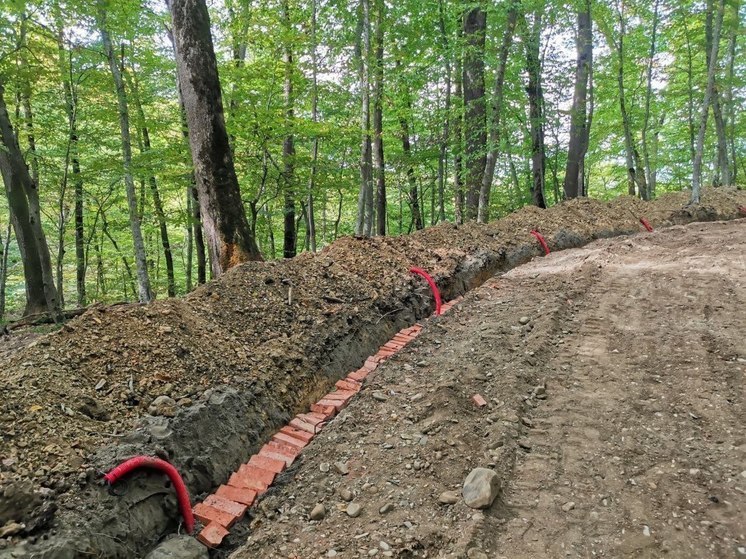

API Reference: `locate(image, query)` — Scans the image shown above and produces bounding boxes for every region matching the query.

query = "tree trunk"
[462,4,487,220]
[97,4,153,302]
[168,0,263,273]
[400,101,423,231]
[525,12,547,209]
[373,0,386,236]
[705,0,730,187]
[478,1,518,222]
[683,18,696,163]
[128,67,176,296]
[0,223,11,321]
[453,26,464,225]
[282,0,296,258]
[356,0,374,237]
[640,0,659,200]
[307,0,319,251]
[724,1,739,183]
[0,81,61,318]
[692,0,726,203]
[437,0,449,223]
[564,1,592,200]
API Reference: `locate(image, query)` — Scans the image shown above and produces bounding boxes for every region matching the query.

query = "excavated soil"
[0,190,744,557]
[232,219,746,559]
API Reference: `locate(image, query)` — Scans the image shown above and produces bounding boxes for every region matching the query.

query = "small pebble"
[347,503,362,517]
[310,503,326,521]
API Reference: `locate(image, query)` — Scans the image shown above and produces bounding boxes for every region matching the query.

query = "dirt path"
[231,220,746,559]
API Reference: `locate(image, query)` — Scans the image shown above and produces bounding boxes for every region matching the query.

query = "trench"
[3,199,742,559]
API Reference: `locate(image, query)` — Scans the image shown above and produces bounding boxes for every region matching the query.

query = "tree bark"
[453,23,464,225]
[373,0,386,236]
[692,0,726,203]
[400,97,423,231]
[705,0,730,187]
[168,0,263,273]
[525,12,547,209]
[282,0,296,258]
[356,0,374,236]
[437,0,450,224]
[0,81,61,318]
[307,0,319,250]
[97,4,153,302]
[0,223,11,321]
[564,1,592,200]
[462,4,487,220]
[479,1,518,222]
[641,0,659,200]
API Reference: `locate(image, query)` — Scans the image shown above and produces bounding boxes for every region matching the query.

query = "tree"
[356,0,374,236]
[564,0,593,200]
[524,11,547,209]
[0,80,61,318]
[282,0,296,258]
[692,0,726,203]
[97,1,153,302]
[373,0,386,236]
[641,0,660,200]
[168,0,263,273]
[462,3,487,220]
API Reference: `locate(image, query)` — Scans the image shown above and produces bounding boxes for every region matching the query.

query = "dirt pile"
[0,190,744,558]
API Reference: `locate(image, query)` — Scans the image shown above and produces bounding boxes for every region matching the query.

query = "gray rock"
[310,503,326,521]
[438,491,459,505]
[346,502,362,517]
[519,316,531,325]
[148,395,177,418]
[562,501,575,512]
[333,462,349,475]
[462,468,500,509]
[467,549,488,559]
[339,488,353,502]
[379,503,394,514]
[144,536,208,559]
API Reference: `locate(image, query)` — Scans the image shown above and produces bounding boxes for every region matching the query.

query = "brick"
[393,334,412,343]
[289,417,319,434]
[264,439,303,459]
[315,398,346,412]
[472,394,487,408]
[273,431,310,449]
[197,522,229,548]
[323,390,356,402]
[215,484,257,506]
[249,453,286,473]
[335,379,361,392]
[204,494,248,519]
[193,502,238,529]
[361,360,378,372]
[237,463,276,487]
[383,341,402,351]
[280,425,315,443]
[366,355,382,365]
[259,447,296,467]
[227,471,268,494]
[347,369,370,382]
[304,411,330,423]
[310,403,337,418]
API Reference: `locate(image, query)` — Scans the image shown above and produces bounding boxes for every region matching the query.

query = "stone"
[310,503,326,521]
[333,462,349,475]
[643,525,651,537]
[438,491,459,505]
[372,392,388,402]
[346,503,362,518]
[519,316,531,325]
[144,535,208,559]
[339,488,353,502]
[0,522,24,538]
[467,549,489,559]
[320,463,330,473]
[462,468,500,509]
[379,503,394,514]
[562,501,575,512]
[148,395,177,418]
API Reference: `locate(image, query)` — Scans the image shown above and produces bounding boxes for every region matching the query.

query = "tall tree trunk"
[127,67,176,296]
[525,12,547,208]
[437,0,450,224]
[192,185,207,283]
[356,0,374,236]
[683,17,696,163]
[307,0,319,250]
[282,0,296,258]
[641,0,659,200]
[168,0,263,273]
[705,0,730,186]
[453,25,464,225]
[0,223,11,321]
[97,4,153,302]
[0,81,61,318]
[725,0,739,183]
[373,0,386,236]
[692,0,726,203]
[564,1,592,200]
[462,4,487,220]
[400,98,423,231]
[478,1,518,222]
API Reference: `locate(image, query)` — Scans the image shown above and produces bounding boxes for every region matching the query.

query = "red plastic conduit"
[530,230,550,256]
[640,217,654,232]
[410,267,442,316]
[738,205,746,216]
[103,456,194,534]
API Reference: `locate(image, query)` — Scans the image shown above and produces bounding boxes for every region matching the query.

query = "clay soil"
[232,219,746,559]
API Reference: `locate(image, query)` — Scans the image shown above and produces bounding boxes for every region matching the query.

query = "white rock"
[462,468,500,509]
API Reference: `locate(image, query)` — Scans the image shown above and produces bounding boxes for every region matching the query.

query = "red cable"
[103,456,194,534]
[640,217,654,232]
[410,267,442,316]
[738,206,746,216]
[530,230,550,256]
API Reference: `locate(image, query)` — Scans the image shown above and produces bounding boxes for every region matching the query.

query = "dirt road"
[232,220,746,559]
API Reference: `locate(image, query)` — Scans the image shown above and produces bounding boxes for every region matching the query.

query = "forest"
[0,0,742,321]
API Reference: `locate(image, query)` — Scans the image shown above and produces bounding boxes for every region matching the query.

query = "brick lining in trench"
[193,295,464,548]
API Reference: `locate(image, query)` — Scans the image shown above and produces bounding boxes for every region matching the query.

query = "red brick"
[393,334,412,343]
[304,411,330,424]
[197,522,229,548]
[335,379,361,392]
[273,431,310,449]
[238,463,276,486]
[347,369,370,382]
[259,447,296,467]
[361,360,378,372]
[193,502,238,529]
[383,341,402,351]
[248,453,286,473]
[315,398,346,412]
[204,494,248,519]
[310,403,337,418]
[289,417,318,434]
[215,484,257,506]
[472,394,487,408]
[366,355,382,365]
[323,390,356,401]
[227,471,268,494]
[280,425,315,443]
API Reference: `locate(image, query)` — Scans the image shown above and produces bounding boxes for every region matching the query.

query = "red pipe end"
[410,267,442,316]
[640,217,654,232]
[530,230,550,256]
[103,456,194,534]
[738,205,746,216]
